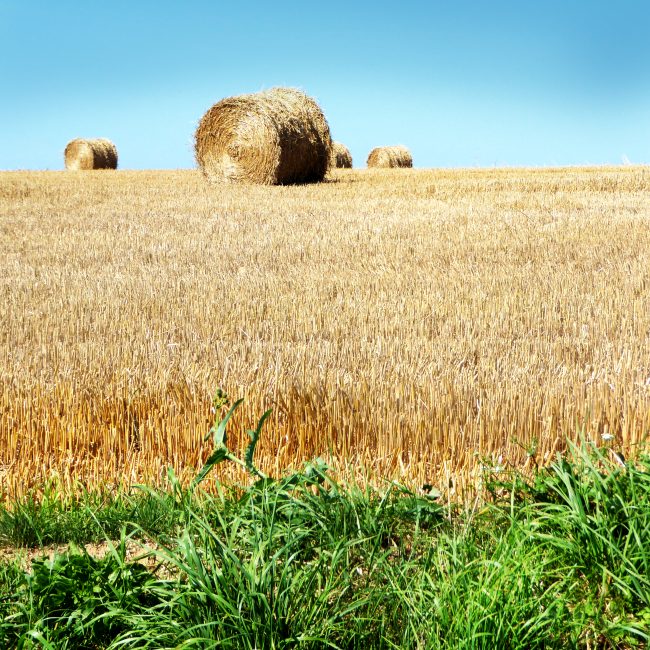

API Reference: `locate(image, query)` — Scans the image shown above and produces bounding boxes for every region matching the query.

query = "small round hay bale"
[329,141,352,168]
[366,145,412,169]
[64,138,118,170]
[195,87,332,185]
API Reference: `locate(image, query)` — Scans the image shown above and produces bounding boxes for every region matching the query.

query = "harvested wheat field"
[1,166,650,500]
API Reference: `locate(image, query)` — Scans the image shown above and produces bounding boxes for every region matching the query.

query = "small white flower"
[601,433,614,441]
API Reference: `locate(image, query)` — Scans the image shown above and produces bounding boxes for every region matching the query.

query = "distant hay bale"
[366,145,412,169]
[330,141,352,168]
[195,87,332,185]
[64,138,118,170]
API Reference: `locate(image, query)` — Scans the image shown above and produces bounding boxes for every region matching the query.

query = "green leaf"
[212,398,244,447]
[192,447,229,487]
[24,630,58,650]
[244,408,272,478]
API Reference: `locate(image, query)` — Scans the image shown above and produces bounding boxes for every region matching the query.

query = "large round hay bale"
[330,141,352,169]
[64,138,118,170]
[366,145,412,169]
[195,87,332,185]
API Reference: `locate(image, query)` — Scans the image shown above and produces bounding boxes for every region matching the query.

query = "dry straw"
[330,141,353,169]
[64,138,118,170]
[195,87,332,185]
[2,166,650,499]
[367,145,413,169]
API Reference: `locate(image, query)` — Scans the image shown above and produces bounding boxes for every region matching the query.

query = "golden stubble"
[1,166,649,500]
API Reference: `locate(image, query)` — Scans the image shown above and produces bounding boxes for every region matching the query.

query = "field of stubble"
[1,166,649,499]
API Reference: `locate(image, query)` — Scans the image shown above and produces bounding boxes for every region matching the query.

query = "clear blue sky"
[1,0,649,170]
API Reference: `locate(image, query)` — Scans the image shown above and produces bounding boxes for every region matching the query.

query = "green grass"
[0,486,185,548]
[1,397,648,647]
[1,442,649,649]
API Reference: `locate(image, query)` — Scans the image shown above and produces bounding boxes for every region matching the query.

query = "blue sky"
[1,0,649,170]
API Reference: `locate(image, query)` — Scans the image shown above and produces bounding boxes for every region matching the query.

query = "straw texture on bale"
[330,141,353,168]
[64,138,118,170]
[367,145,413,169]
[195,88,332,185]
